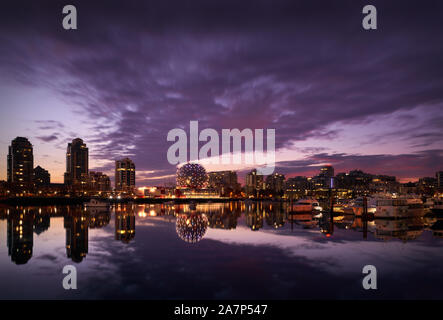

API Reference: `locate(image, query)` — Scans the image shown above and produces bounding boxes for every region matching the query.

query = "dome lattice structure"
[176,163,208,189]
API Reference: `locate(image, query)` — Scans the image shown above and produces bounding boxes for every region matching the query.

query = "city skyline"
[1,1,443,185]
[1,135,443,189]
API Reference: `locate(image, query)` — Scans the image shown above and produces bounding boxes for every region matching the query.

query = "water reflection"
[176,213,209,243]
[115,206,135,244]
[7,208,34,264]
[89,209,110,229]
[0,202,442,266]
[64,209,89,263]
[375,218,424,242]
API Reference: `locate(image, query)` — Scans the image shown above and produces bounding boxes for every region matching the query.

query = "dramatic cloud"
[36,134,58,142]
[0,0,442,183]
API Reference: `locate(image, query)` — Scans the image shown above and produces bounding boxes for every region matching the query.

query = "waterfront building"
[320,165,334,178]
[177,187,220,199]
[399,182,419,194]
[207,170,240,196]
[265,173,285,196]
[370,175,398,193]
[64,138,89,186]
[418,177,437,195]
[33,166,50,186]
[334,170,373,193]
[88,171,111,193]
[284,176,310,199]
[7,137,34,187]
[312,165,335,189]
[245,169,264,197]
[142,186,175,198]
[115,158,136,192]
[35,183,67,197]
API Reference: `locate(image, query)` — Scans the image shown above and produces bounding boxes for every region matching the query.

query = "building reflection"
[64,208,89,263]
[33,209,50,235]
[7,208,34,264]
[2,202,443,267]
[88,208,111,229]
[176,213,208,243]
[375,218,424,242]
[244,202,264,231]
[206,204,240,230]
[115,206,135,243]
[319,212,334,237]
[265,203,286,229]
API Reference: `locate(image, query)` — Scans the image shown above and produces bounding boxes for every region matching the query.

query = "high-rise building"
[284,176,311,199]
[208,170,239,195]
[437,171,443,188]
[33,166,50,186]
[312,165,335,189]
[7,137,34,186]
[88,171,111,192]
[64,138,89,186]
[265,173,285,194]
[245,169,264,197]
[418,177,437,195]
[115,158,135,192]
[320,165,334,178]
[285,176,309,190]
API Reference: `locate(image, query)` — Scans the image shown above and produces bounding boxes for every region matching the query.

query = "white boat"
[84,198,110,208]
[375,195,424,219]
[291,199,322,213]
[343,197,376,216]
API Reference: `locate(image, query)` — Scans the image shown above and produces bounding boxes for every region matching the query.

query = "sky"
[0,0,442,185]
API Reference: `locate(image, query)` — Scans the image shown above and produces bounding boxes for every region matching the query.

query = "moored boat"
[375,195,424,219]
[290,199,322,213]
[343,197,376,216]
[84,198,110,208]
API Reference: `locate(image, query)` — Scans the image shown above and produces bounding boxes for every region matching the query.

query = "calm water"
[0,202,442,300]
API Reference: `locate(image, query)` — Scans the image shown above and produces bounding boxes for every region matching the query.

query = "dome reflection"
[176,213,208,243]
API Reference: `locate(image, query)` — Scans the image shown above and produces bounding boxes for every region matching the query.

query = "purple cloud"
[36,134,58,142]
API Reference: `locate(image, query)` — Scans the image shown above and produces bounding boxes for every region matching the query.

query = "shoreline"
[0,197,288,206]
